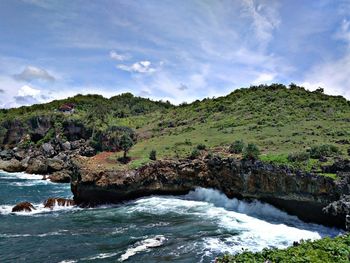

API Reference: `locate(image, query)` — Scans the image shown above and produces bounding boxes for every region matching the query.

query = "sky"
[0,0,350,108]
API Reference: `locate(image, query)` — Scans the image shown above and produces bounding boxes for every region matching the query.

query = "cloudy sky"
[0,0,350,108]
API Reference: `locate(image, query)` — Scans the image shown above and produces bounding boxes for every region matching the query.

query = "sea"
[0,170,342,262]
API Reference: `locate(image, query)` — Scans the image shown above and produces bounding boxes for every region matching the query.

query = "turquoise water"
[0,170,342,262]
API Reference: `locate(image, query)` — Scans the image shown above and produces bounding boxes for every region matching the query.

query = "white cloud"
[301,55,350,99]
[17,85,41,97]
[301,20,350,100]
[241,0,280,45]
[109,50,128,61]
[117,61,156,73]
[14,66,55,82]
[252,73,275,84]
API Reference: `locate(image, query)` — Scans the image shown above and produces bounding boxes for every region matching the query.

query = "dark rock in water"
[0,158,23,172]
[48,171,71,183]
[12,202,36,212]
[43,198,75,209]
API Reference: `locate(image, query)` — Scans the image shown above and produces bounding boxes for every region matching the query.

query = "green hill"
[1,83,349,173]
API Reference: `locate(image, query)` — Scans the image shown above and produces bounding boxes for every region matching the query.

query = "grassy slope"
[1,84,349,171]
[111,85,350,170]
[217,234,350,263]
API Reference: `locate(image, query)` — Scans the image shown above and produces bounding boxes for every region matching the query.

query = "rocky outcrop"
[0,158,23,172]
[0,138,94,182]
[12,202,35,212]
[48,170,71,183]
[71,156,350,230]
[43,198,75,209]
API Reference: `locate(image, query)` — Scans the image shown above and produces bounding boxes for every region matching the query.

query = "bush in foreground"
[243,143,260,161]
[229,140,245,154]
[217,234,350,263]
[309,144,339,159]
[149,149,157,160]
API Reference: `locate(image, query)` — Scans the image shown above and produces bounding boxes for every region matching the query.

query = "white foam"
[119,235,166,261]
[86,252,119,260]
[0,230,68,238]
[123,188,341,257]
[0,203,79,216]
[0,170,44,180]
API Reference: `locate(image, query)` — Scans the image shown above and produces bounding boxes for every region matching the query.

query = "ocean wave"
[0,170,44,180]
[0,230,68,239]
[0,203,79,216]
[119,235,166,261]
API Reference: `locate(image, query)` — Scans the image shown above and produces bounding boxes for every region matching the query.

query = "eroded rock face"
[43,198,75,209]
[12,202,35,212]
[71,156,349,229]
[323,195,350,231]
[48,171,71,183]
[0,159,23,172]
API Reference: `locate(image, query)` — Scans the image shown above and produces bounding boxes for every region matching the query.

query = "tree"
[229,140,245,154]
[119,134,134,159]
[243,143,260,161]
[149,149,157,160]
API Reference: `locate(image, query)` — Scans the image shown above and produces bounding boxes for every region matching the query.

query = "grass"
[1,84,349,173]
[217,234,350,263]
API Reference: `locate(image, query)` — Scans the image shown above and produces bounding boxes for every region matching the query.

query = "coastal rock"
[47,158,65,172]
[43,198,75,209]
[12,202,35,212]
[41,143,55,157]
[0,150,13,160]
[71,156,349,229]
[48,171,71,183]
[0,158,23,172]
[61,141,71,151]
[323,195,350,231]
[79,146,96,157]
[26,157,48,174]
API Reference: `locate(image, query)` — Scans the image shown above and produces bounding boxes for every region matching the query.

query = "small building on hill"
[58,103,75,114]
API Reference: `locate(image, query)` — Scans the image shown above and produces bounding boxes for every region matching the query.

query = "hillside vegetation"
[217,234,350,263]
[0,83,349,172]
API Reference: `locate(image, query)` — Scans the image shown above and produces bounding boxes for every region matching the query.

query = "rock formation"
[71,156,350,230]
[43,198,75,209]
[12,202,36,212]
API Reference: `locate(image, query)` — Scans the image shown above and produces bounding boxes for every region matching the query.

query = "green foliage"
[229,140,245,154]
[217,234,350,263]
[149,149,157,160]
[119,134,134,159]
[196,143,206,150]
[288,151,310,162]
[309,144,339,158]
[243,143,260,160]
[36,129,55,146]
[189,148,200,159]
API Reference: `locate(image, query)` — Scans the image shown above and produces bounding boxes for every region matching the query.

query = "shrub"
[197,143,206,150]
[149,149,157,160]
[229,140,245,154]
[189,148,200,159]
[287,152,310,162]
[243,143,260,160]
[309,144,339,159]
[119,134,134,159]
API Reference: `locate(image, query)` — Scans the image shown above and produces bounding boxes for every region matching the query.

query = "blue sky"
[0,0,350,107]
